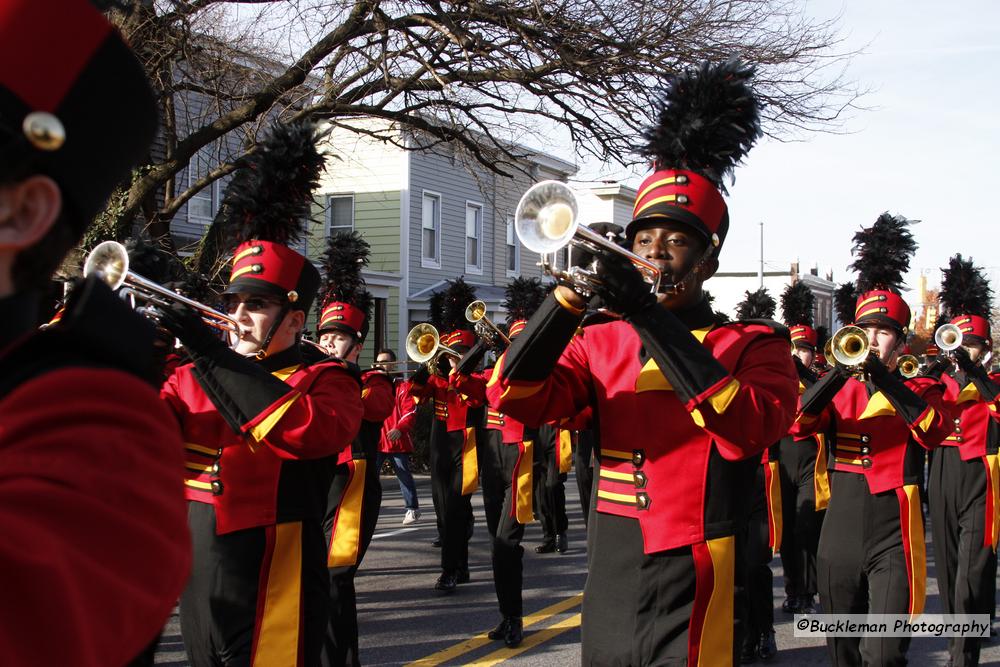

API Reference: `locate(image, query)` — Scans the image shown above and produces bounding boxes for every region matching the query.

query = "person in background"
[375,348,422,525]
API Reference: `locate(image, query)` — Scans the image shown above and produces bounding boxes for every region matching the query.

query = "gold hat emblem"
[22,112,66,151]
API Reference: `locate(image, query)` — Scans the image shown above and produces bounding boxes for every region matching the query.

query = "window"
[505,215,519,275]
[326,195,354,236]
[187,145,220,225]
[466,202,483,272]
[421,192,441,267]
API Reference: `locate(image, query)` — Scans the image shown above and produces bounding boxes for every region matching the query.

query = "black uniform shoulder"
[311,356,363,387]
[727,318,791,341]
[0,277,162,397]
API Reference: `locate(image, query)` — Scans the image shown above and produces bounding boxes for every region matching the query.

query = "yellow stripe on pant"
[764,460,783,555]
[253,522,303,667]
[813,433,831,511]
[898,484,926,619]
[558,430,573,474]
[461,427,479,495]
[986,454,1000,550]
[328,460,366,568]
[697,535,735,667]
[515,439,534,524]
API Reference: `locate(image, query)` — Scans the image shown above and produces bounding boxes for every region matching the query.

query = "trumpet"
[898,354,920,379]
[405,323,463,371]
[466,300,510,348]
[84,240,242,338]
[514,181,661,296]
[824,338,834,362]
[829,325,870,368]
[374,360,422,375]
[934,323,963,352]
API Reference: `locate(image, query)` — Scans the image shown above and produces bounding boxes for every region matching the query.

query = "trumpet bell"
[466,300,487,323]
[405,323,460,364]
[831,325,870,367]
[898,354,919,379]
[83,240,130,290]
[935,323,963,352]
[514,180,579,255]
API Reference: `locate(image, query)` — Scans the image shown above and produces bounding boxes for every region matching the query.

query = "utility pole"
[758,221,764,288]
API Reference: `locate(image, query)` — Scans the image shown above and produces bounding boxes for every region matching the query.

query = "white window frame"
[421,190,442,269]
[465,200,483,275]
[505,214,519,277]
[325,193,355,237]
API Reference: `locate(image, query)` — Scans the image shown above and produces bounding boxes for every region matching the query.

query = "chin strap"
[255,303,290,360]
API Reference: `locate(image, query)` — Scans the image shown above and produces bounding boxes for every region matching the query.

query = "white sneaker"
[402,509,421,525]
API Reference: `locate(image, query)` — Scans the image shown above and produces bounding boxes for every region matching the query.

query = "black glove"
[953,347,1000,402]
[799,365,850,416]
[156,301,227,358]
[922,356,952,380]
[456,340,489,376]
[411,363,431,386]
[864,353,929,425]
[571,223,625,270]
[590,252,656,319]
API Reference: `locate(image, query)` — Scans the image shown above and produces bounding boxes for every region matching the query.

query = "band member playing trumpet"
[793,214,951,667]
[317,232,394,667]
[159,123,363,667]
[777,282,827,617]
[0,3,191,664]
[928,255,1000,667]
[489,61,799,666]
[409,278,482,592]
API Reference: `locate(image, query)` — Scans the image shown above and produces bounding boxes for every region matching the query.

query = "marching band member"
[793,213,951,666]
[488,60,798,666]
[928,254,1000,667]
[410,279,481,592]
[318,232,394,667]
[160,123,363,667]
[0,2,191,664]
[777,281,827,615]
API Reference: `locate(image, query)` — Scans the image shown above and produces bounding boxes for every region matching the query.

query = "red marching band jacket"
[380,379,418,454]
[162,359,363,534]
[338,369,394,465]
[791,376,951,495]
[409,372,482,431]
[938,372,1000,547]
[488,319,798,554]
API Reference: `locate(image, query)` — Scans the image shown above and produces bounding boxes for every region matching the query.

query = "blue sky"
[572,0,1000,302]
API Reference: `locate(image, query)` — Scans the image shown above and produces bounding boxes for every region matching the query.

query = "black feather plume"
[317,231,372,333]
[816,326,830,350]
[781,282,815,327]
[428,290,446,330]
[735,287,776,320]
[224,122,324,250]
[503,277,547,323]
[834,282,857,325]
[640,59,762,189]
[441,278,478,332]
[940,254,993,318]
[850,213,918,293]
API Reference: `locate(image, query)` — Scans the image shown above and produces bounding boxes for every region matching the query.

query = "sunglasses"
[222,295,282,314]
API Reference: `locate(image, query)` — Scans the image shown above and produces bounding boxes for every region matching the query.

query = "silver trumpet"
[514,180,661,296]
[465,300,510,349]
[84,240,242,338]
[934,323,963,352]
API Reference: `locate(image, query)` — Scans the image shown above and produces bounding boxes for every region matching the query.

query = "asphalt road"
[155,472,1000,666]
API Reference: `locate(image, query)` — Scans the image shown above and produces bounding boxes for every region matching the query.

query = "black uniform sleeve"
[953,347,1000,402]
[190,349,298,434]
[799,365,850,416]
[501,293,585,382]
[456,339,490,376]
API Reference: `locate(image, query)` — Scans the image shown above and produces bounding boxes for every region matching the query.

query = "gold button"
[211,462,220,474]
[22,111,65,151]
[211,480,224,495]
[636,492,651,510]
[633,471,648,488]
[631,449,645,467]
[861,459,872,469]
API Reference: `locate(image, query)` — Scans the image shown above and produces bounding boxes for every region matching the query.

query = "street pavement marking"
[405,592,583,666]
[371,527,421,540]
[465,613,582,666]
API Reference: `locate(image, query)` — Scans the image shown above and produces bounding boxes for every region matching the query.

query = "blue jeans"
[377,452,419,510]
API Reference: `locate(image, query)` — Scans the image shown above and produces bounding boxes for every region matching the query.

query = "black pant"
[737,464,774,642]
[928,446,997,667]
[818,471,917,667]
[181,503,328,667]
[576,429,596,526]
[534,423,568,540]
[583,510,735,666]
[479,428,507,539]
[321,456,383,667]
[491,437,527,617]
[430,422,472,573]
[778,435,823,599]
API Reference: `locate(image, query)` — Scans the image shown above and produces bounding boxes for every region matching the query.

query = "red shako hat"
[849,213,917,334]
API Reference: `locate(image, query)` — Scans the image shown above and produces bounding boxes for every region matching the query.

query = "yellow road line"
[405,593,583,666]
[465,613,582,666]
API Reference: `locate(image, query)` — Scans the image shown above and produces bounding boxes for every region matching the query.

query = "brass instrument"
[514,180,661,296]
[84,240,242,337]
[405,323,462,373]
[829,325,870,368]
[466,300,510,348]
[374,360,422,375]
[934,323,963,352]
[824,338,834,362]
[898,354,919,379]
